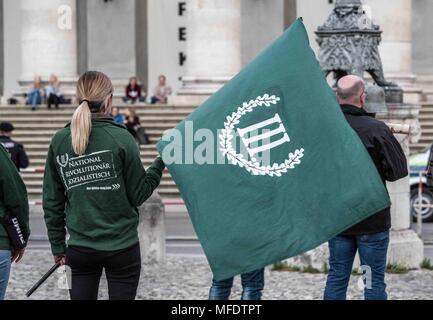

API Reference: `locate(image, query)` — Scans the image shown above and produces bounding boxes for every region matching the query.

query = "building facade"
[0,0,431,102]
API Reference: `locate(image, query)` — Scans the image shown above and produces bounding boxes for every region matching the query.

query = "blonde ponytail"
[71,101,92,155]
[72,71,114,155]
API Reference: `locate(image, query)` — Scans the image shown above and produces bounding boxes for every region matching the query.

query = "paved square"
[5,250,433,300]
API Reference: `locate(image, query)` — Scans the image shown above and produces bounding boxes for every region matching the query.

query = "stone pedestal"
[174,0,241,105]
[19,0,78,94]
[137,192,166,265]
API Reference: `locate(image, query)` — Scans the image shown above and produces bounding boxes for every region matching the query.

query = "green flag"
[157,18,390,281]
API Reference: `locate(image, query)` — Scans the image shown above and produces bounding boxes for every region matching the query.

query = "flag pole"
[26,262,61,298]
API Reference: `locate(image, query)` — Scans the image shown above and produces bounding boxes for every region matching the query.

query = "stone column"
[412,0,433,100]
[368,0,424,269]
[20,0,77,87]
[364,0,422,103]
[176,0,242,105]
[0,0,4,96]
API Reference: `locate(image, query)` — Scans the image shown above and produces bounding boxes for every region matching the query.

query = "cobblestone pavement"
[5,250,433,300]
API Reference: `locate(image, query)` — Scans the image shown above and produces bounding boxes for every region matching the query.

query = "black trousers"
[47,94,60,109]
[66,242,141,300]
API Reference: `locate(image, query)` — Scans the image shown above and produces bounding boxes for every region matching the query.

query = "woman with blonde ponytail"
[42,71,165,300]
[70,100,92,155]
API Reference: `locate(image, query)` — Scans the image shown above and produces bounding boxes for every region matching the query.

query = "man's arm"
[17,144,30,169]
[375,126,408,182]
[43,145,67,256]
[0,145,30,240]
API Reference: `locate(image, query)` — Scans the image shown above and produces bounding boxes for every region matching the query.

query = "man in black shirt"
[324,75,408,300]
[0,122,29,171]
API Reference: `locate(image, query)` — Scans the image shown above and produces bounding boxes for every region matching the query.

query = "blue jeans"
[209,268,265,300]
[324,230,389,300]
[26,89,42,108]
[122,96,145,104]
[0,250,11,300]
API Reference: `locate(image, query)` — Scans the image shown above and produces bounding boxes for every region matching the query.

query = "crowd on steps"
[9,74,173,111]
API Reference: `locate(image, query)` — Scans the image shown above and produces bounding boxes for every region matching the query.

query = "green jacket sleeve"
[123,138,165,208]
[0,145,30,239]
[43,144,67,255]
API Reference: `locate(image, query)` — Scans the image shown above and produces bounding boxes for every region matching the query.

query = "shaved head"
[336,75,366,108]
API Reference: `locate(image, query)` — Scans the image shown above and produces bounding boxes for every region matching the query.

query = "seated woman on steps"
[26,76,44,111]
[45,74,65,109]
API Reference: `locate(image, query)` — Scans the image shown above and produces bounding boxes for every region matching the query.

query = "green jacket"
[0,144,30,250]
[43,117,165,255]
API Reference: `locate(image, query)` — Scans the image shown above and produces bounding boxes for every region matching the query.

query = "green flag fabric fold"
[157,18,390,281]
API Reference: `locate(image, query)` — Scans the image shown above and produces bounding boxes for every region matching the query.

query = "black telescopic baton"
[26,262,61,298]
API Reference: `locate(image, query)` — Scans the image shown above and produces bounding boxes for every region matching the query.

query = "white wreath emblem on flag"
[219,94,305,177]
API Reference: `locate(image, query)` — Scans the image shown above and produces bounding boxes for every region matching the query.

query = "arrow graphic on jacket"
[112,184,121,191]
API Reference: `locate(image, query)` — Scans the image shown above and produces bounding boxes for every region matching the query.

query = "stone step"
[26,187,180,197]
[21,172,173,181]
[0,110,193,117]
[413,101,433,154]
[12,128,173,137]
[26,149,159,157]
[420,103,433,107]
[22,144,159,151]
[419,122,433,126]
[0,114,192,123]
[23,178,176,187]
[418,129,433,134]
[418,135,433,141]
[423,108,433,113]
[4,126,176,135]
[22,173,174,181]
[0,106,195,113]
[14,135,164,144]
[23,156,161,165]
[8,120,184,132]
[0,106,194,113]
[418,115,433,120]
[25,158,160,166]
[412,143,428,149]
[0,103,196,109]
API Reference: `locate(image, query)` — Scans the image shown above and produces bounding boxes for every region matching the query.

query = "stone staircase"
[411,102,433,154]
[0,104,197,201]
